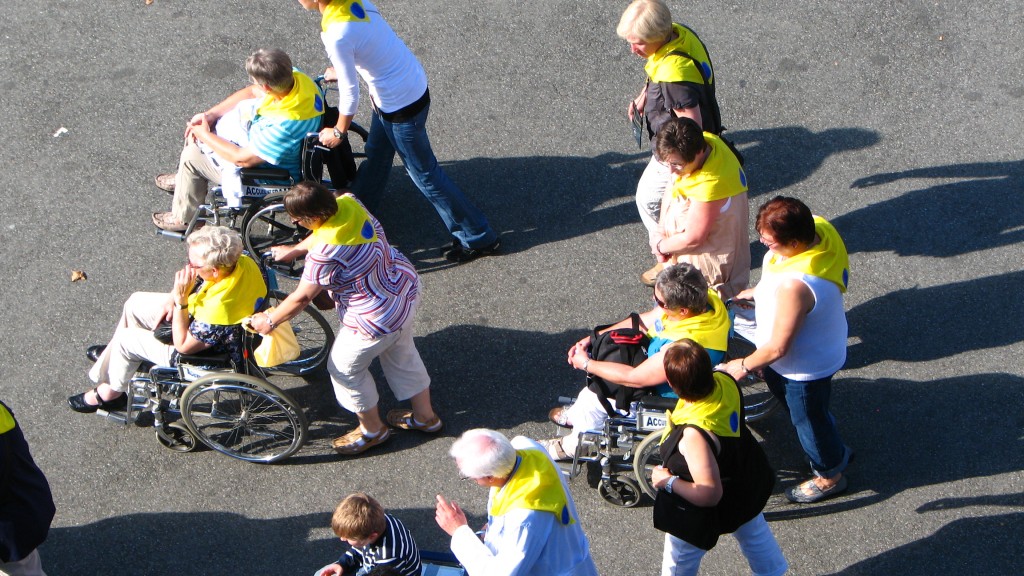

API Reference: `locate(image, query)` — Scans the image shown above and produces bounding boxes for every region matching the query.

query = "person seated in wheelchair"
[67,226,267,413]
[540,263,730,461]
[152,48,325,232]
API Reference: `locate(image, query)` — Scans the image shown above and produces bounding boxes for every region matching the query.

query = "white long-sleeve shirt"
[449,437,600,576]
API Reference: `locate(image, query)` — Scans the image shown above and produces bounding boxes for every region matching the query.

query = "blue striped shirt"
[302,203,419,338]
[336,514,421,576]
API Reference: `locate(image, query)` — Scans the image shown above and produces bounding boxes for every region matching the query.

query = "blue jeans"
[763,367,852,478]
[351,103,497,250]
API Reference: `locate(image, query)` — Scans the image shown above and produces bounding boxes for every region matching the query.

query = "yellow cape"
[255,71,324,121]
[490,449,575,526]
[650,288,730,353]
[645,23,713,85]
[311,195,378,247]
[188,255,268,325]
[662,372,741,442]
[0,404,15,434]
[322,0,371,30]
[765,216,849,293]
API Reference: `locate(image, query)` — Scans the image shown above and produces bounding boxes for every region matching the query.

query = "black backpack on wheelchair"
[586,313,652,416]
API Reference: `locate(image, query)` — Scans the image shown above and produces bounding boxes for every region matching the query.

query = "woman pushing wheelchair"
[68,226,267,413]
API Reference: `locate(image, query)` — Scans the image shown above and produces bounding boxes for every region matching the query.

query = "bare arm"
[657,198,727,256]
[168,268,214,354]
[672,104,703,128]
[248,280,322,335]
[189,117,266,168]
[651,427,722,506]
[723,278,814,378]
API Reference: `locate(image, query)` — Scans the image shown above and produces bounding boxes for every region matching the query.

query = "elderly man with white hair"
[434,429,599,576]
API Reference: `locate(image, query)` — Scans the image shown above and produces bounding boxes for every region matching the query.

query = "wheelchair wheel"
[726,335,779,422]
[261,290,334,376]
[633,429,665,501]
[156,421,199,453]
[598,475,643,508]
[180,373,308,463]
[242,202,309,281]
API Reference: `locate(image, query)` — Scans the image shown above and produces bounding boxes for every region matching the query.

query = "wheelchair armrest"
[177,352,233,368]
[637,395,678,411]
[240,168,292,185]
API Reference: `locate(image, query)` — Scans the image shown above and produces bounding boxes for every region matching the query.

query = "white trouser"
[661,513,788,576]
[326,298,430,414]
[88,292,175,393]
[0,549,47,576]
[635,155,674,246]
[561,387,625,454]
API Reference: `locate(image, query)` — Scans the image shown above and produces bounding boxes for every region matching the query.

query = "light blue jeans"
[661,513,788,576]
[351,103,497,250]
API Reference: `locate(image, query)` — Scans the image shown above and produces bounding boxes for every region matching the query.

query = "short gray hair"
[449,429,517,479]
[656,262,709,313]
[187,226,243,270]
[245,48,294,92]
[616,0,673,44]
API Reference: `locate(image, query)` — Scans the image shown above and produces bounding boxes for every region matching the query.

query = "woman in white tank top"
[722,196,854,504]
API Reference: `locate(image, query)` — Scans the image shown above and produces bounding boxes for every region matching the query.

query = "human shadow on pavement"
[42,510,336,576]
[726,126,880,200]
[823,494,1024,575]
[844,269,1024,368]
[839,160,1024,257]
[760,373,1024,524]
[41,504,453,576]
[367,125,879,269]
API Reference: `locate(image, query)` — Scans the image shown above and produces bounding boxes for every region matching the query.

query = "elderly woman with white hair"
[435,429,599,576]
[68,226,267,413]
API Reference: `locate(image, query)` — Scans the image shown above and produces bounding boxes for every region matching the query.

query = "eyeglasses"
[460,473,491,481]
[759,234,781,249]
[186,258,206,269]
[653,292,667,308]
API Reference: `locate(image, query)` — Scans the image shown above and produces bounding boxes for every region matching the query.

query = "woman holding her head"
[651,340,787,576]
[68,226,267,413]
[723,196,853,504]
[249,182,441,456]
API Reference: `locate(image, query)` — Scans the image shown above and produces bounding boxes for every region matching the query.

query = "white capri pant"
[636,154,674,246]
[0,548,47,576]
[88,292,176,393]
[326,297,430,414]
[561,387,626,454]
[662,513,788,576]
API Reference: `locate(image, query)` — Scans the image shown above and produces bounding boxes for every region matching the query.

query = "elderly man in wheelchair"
[151,48,324,233]
[540,263,731,464]
[68,226,267,413]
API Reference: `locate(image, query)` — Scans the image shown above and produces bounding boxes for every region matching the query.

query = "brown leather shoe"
[154,173,177,193]
[640,262,665,287]
[152,212,187,232]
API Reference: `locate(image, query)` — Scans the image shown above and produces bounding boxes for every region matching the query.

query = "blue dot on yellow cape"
[361,220,374,239]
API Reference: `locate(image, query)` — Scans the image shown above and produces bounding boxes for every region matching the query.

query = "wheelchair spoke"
[181,378,308,463]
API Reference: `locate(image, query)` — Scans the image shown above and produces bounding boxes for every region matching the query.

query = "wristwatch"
[665,475,678,493]
[174,302,187,311]
[332,128,345,139]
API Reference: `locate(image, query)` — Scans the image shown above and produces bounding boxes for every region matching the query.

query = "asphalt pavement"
[1,0,1022,574]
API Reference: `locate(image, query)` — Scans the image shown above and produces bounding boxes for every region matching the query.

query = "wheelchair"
[420,551,467,576]
[557,330,779,508]
[98,329,309,463]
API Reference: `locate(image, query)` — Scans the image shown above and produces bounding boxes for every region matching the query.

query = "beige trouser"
[88,292,176,393]
[171,140,221,223]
